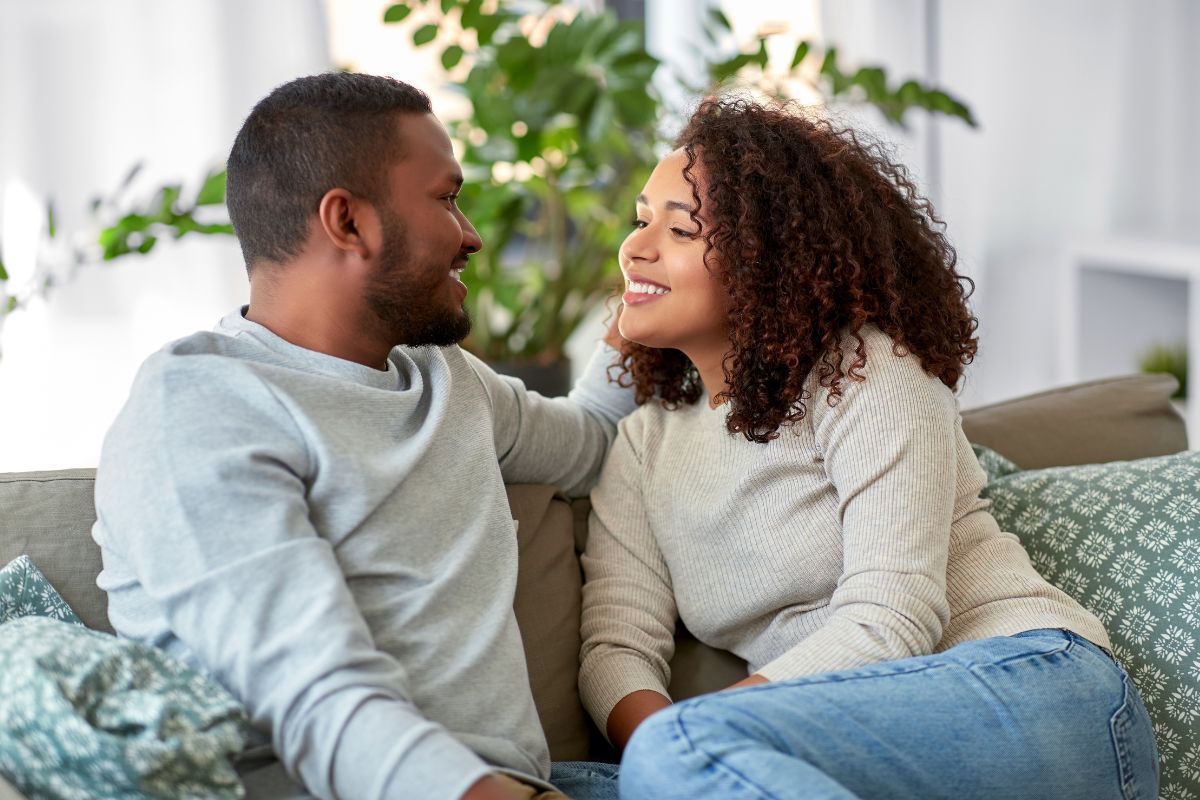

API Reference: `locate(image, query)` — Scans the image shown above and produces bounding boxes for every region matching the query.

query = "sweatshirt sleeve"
[578,418,678,735]
[465,343,637,497]
[757,334,957,681]
[93,355,491,800]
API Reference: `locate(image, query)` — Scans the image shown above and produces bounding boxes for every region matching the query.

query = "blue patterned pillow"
[974,446,1200,798]
[0,555,83,627]
[0,612,249,798]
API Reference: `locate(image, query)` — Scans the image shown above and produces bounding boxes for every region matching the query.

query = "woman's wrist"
[606,689,672,751]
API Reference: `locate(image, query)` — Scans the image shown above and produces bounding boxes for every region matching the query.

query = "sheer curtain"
[0,0,329,471]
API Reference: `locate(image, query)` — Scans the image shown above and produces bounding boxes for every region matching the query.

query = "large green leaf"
[413,23,439,46]
[382,3,411,23]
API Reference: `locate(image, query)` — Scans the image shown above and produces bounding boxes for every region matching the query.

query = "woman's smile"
[623,275,672,305]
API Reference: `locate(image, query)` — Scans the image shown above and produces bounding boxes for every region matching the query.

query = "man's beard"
[364,214,471,347]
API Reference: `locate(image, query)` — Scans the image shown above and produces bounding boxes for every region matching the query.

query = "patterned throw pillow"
[976,446,1200,798]
[0,616,249,799]
[0,555,83,627]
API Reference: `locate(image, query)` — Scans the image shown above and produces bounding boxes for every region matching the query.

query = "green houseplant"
[1,1,974,390]
[385,0,974,392]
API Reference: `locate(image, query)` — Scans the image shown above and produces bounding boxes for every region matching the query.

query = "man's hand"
[602,303,624,350]
[461,774,570,800]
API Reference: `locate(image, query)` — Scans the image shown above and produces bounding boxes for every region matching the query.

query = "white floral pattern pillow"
[975,446,1200,798]
[0,555,82,627]
[0,557,249,799]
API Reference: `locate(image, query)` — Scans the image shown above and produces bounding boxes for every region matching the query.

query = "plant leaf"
[0,257,8,281]
[413,23,439,46]
[441,44,465,70]
[708,8,732,31]
[440,0,456,13]
[790,40,810,70]
[382,3,411,23]
[46,202,57,238]
[195,169,227,206]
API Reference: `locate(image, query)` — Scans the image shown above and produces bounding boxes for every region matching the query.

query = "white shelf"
[1059,235,1200,447]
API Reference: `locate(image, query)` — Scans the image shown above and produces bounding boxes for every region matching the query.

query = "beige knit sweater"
[579,326,1110,731]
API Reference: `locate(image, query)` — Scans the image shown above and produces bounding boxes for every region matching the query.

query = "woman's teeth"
[627,281,670,295]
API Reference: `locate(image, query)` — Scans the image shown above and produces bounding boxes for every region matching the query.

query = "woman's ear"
[316,187,379,260]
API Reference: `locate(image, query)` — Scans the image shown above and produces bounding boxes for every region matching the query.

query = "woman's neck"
[685,345,731,409]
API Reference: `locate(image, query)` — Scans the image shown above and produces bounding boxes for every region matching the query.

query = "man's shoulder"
[127,331,296,422]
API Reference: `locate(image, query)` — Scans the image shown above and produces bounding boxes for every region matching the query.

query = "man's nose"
[460,213,483,254]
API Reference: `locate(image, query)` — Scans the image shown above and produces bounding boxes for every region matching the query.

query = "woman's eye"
[671,227,697,238]
[631,218,648,229]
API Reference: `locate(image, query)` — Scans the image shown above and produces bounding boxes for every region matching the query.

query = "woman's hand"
[606,689,672,751]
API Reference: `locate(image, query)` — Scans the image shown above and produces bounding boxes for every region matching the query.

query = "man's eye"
[444,194,459,206]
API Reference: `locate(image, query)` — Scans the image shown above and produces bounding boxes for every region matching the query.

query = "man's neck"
[245,262,392,370]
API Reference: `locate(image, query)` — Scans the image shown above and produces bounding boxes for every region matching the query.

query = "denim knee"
[619,707,680,795]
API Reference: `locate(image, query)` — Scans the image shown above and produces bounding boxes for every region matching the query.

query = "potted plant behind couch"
[380,0,976,394]
[0,1,975,397]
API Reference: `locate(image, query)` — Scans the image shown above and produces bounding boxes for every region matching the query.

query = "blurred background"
[1,0,1197,471]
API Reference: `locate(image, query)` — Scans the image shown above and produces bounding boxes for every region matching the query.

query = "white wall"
[0,0,329,471]
[823,0,1200,407]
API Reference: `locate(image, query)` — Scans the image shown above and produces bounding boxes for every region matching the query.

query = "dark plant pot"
[489,359,572,397]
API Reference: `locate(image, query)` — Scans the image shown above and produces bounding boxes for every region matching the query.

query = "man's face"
[363,113,482,347]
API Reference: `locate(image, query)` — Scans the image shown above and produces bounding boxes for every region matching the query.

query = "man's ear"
[316,188,379,259]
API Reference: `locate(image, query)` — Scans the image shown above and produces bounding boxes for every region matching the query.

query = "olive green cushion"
[976,446,1200,797]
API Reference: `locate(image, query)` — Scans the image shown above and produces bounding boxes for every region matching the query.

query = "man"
[92,73,629,800]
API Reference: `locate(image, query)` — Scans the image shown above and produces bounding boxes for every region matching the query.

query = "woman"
[578,97,1159,800]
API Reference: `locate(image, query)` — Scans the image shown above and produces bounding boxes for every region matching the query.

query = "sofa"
[0,373,1189,799]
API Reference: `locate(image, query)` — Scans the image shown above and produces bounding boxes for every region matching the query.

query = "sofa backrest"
[0,372,1187,767]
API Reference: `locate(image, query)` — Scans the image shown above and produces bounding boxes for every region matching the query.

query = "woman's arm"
[606,689,673,750]
[756,333,960,681]
[579,420,680,748]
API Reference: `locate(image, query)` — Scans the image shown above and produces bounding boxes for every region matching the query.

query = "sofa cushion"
[0,555,83,627]
[960,373,1186,468]
[0,472,591,764]
[0,470,108,633]
[0,616,247,800]
[506,484,591,761]
[978,445,1200,797]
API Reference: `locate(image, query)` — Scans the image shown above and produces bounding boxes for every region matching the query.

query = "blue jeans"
[550,760,620,800]
[619,629,1158,800]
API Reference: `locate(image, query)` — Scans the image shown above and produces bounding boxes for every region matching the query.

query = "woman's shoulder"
[810,324,957,412]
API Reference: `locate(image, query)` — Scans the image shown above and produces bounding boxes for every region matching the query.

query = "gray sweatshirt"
[579,325,1110,731]
[93,310,633,800]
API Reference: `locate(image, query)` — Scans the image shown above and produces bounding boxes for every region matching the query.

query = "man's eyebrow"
[448,173,464,188]
[635,194,697,214]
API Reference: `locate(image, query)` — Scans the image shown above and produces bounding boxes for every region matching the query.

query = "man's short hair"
[226,72,432,269]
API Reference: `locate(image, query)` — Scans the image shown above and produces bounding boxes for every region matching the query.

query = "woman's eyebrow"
[636,193,696,214]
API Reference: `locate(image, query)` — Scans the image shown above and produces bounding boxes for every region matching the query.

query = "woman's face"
[617,149,730,356]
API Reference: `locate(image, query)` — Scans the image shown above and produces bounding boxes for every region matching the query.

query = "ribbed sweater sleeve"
[578,417,678,733]
[755,337,957,679]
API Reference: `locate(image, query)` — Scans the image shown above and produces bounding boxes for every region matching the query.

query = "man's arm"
[94,357,491,800]
[465,339,637,497]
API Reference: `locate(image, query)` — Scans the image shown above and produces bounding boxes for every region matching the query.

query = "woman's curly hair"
[614,96,979,443]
